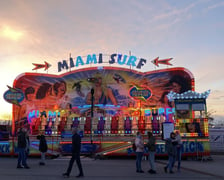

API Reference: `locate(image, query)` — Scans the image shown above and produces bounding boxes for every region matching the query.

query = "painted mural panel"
[13,67,193,135]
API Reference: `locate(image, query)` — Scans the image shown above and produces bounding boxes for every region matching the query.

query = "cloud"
[0,1,205,58]
[210,93,224,100]
[187,54,224,91]
[153,18,182,31]
[206,1,224,11]
[207,89,224,117]
[152,2,196,21]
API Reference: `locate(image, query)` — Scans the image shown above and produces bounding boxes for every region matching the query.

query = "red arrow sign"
[32,61,51,71]
[151,57,173,67]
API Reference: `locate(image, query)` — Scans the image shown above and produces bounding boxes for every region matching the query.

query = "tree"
[205,110,216,126]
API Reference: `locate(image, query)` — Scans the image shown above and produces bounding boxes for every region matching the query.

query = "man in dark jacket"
[63,127,84,178]
[37,131,48,165]
[17,128,30,169]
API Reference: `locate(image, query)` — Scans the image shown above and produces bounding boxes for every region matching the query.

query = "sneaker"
[24,166,30,169]
[151,170,156,174]
[148,169,156,174]
[17,165,23,169]
[76,174,84,178]
[39,162,45,165]
[136,170,144,173]
[62,173,69,178]
[169,170,174,174]
[164,167,167,173]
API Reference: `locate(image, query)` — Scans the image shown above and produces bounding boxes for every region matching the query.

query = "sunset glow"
[1,26,24,41]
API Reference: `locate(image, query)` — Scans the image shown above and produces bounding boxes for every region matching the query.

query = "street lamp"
[90,88,94,145]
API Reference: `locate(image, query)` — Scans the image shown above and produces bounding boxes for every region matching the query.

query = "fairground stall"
[167,90,211,160]
[1,53,210,157]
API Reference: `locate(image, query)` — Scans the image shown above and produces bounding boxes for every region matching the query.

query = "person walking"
[63,127,84,178]
[164,132,177,174]
[37,131,48,165]
[135,132,144,173]
[146,131,156,174]
[24,129,30,163]
[175,130,182,172]
[17,128,30,169]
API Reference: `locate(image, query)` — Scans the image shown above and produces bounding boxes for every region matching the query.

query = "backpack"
[132,142,137,151]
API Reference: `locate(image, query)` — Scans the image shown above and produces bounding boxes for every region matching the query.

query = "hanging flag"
[151,57,173,67]
[32,61,51,71]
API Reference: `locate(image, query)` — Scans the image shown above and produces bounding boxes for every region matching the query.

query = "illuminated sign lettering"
[0,143,10,153]
[58,53,147,72]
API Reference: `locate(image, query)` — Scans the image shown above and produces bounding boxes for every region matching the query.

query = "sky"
[0,0,223,123]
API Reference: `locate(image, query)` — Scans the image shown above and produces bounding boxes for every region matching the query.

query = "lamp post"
[90,88,94,145]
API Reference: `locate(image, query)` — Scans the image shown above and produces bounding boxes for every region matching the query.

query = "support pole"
[90,88,94,145]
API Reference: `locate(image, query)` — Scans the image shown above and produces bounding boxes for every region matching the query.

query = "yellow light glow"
[1,26,24,41]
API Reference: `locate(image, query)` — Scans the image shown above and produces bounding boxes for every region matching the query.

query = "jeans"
[136,152,144,171]
[66,152,83,175]
[166,155,175,172]
[25,149,29,162]
[148,151,156,171]
[176,145,182,170]
[17,148,27,166]
[40,152,46,163]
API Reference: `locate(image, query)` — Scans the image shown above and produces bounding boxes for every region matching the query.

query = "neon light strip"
[0,142,10,145]
[103,145,132,155]
[59,141,131,144]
